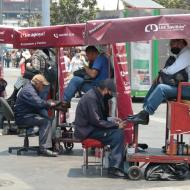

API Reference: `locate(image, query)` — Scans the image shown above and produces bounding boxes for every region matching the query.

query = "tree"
[50,0,98,25]
[154,0,190,9]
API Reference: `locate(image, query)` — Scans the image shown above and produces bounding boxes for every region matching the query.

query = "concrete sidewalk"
[0,135,190,190]
[1,68,190,189]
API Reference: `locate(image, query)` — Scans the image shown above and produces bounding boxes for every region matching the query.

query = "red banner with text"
[57,48,71,123]
[112,43,133,144]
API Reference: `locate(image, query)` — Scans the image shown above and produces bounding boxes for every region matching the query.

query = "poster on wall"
[131,41,152,93]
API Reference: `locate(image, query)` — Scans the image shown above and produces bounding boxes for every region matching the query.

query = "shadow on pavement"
[67,168,108,178]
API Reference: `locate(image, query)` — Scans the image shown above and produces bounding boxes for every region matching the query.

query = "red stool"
[82,138,105,176]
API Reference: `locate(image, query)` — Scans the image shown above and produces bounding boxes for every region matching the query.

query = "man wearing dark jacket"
[74,79,126,178]
[15,74,57,157]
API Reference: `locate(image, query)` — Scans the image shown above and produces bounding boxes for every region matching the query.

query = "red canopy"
[14,23,85,48]
[85,14,190,45]
[1,14,190,47]
[0,26,15,44]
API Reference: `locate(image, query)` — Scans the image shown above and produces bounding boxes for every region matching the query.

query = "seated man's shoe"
[39,148,58,157]
[127,110,149,125]
[62,101,71,108]
[138,143,148,150]
[53,101,70,112]
[108,167,127,178]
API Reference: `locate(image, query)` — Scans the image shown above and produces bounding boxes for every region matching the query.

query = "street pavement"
[0,67,190,190]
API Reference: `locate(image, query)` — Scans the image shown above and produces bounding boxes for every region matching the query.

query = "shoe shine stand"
[125,82,190,181]
[53,106,81,153]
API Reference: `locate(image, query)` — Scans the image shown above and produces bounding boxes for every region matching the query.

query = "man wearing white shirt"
[128,39,190,125]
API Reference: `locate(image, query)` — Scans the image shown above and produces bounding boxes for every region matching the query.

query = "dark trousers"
[88,128,125,169]
[16,114,52,149]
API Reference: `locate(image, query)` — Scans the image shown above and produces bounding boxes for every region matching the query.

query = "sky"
[96,0,124,10]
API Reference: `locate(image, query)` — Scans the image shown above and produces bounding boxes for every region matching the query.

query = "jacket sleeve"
[20,89,48,109]
[162,50,190,75]
[86,97,118,129]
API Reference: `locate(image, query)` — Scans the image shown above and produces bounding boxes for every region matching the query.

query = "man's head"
[29,48,37,55]
[85,46,99,64]
[97,79,116,99]
[31,74,49,92]
[170,39,188,55]
[42,48,50,59]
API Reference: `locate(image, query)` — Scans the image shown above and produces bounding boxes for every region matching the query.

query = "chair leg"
[100,148,104,176]
[24,136,29,147]
[83,147,88,174]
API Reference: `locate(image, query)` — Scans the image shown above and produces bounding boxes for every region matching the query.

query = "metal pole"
[28,0,31,26]
[0,0,3,66]
[0,0,3,25]
[117,0,119,10]
[41,0,50,26]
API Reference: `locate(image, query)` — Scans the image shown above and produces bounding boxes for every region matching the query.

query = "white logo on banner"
[89,22,105,34]
[0,31,5,35]
[145,23,186,33]
[145,24,158,32]
[54,33,59,38]
[21,32,45,38]
[53,33,74,39]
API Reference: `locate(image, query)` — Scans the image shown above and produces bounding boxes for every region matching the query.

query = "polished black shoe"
[62,101,71,108]
[127,110,149,125]
[39,148,58,157]
[108,167,127,178]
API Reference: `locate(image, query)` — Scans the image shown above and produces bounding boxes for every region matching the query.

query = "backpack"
[30,51,57,83]
[44,58,57,83]
[145,163,189,181]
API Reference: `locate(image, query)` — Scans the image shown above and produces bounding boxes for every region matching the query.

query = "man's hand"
[118,120,127,129]
[84,65,98,79]
[107,117,127,128]
[49,101,56,107]
[47,100,61,108]
[107,117,122,123]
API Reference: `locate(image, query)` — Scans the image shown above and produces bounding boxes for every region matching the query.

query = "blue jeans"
[16,114,52,149]
[64,76,94,102]
[143,84,190,114]
[143,82,157,105]
[89,128,125,169]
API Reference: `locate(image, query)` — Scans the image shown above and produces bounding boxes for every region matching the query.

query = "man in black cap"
[74,79,126,178]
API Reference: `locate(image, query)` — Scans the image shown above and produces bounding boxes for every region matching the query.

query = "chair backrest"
[0,97,14,121]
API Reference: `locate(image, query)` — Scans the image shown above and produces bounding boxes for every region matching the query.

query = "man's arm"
[84,65,98,78]
[162,50,190,75]
[84,55,108,79]
[86,98,118,129]
[20,89,49,109]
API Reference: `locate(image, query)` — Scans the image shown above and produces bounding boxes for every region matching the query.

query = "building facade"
[2,0,42,26]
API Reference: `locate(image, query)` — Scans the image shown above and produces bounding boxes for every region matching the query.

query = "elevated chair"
[0,97,39,155]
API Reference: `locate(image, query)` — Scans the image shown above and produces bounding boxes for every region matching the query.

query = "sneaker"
[39,148,58,157]
[108,167,127,178]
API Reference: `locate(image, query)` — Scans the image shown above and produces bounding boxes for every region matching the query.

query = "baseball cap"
[31,74,49,86]
[98,79,116,93]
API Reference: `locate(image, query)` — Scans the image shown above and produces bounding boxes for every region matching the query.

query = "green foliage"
[50,0,98,25]
[154,0,190,9]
